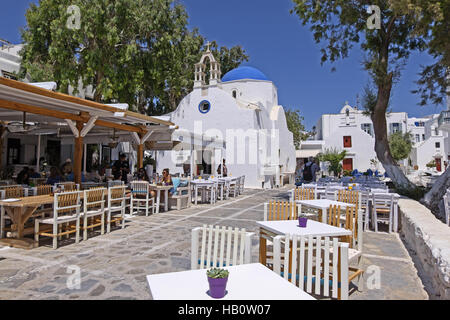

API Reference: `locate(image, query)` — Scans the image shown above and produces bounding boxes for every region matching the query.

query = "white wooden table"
[209,178,225,200]
[191,180,215,205]
[149,185,172,213]
[296,199,355,223]
[256,219,351,266]
[218,177,238,198]
[147,263,315,300]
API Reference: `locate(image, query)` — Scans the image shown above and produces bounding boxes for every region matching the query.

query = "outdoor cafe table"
[218,176,238,198]
[146,263,315,300]
[256,219,352,266]
[191,179,215,205]
[208,178,225,200]
[0,190,132,249]
[0,195,56,249]
[149,184,172,214]
[296,199,356,223]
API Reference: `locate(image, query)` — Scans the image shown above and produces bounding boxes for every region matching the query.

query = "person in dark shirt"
[29,168,41,178]
[217,159,228,177]
[112,153,130,184]
[17,167,30,185]
[134,167,149,181]
[46,167,64,185]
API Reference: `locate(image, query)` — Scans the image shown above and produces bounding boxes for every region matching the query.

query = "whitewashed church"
[155,47,296,188]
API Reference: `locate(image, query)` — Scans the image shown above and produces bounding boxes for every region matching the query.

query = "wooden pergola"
[0,77,176,183]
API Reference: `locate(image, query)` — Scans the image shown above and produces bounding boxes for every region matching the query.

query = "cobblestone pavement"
[0,187,428,300]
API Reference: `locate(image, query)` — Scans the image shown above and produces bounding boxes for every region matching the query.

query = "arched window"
[232,90,237,99]
[198,100,211,114]
[346,109,350,117]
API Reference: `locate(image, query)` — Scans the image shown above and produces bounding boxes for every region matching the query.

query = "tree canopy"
[388,131,413,162]
[290,0,448,190]
[20,0,249,115]
[285,108,307,148]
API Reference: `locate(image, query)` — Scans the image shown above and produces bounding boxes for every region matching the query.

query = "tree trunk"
[422,167,450,221]
[371,75,416,190]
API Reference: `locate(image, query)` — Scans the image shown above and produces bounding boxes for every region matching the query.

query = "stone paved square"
[0,187,428,300]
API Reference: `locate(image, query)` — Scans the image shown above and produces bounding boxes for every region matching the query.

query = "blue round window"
[198,100,211,114]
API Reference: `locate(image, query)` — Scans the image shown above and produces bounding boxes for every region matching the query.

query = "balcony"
[437,110,450,132]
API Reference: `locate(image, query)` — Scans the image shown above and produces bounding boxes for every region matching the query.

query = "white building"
[155,48,296,188]
[312,103,449,173]
[0,42,23,80]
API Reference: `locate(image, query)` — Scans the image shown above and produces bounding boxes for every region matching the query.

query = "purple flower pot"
[207,276,228,299]
[298,217,308,228]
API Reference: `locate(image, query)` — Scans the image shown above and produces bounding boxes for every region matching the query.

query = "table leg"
[259,235,267,266]
[195,185,198,205]
[320,208,327,223]
[156,190,161,214]
[164,190,168,212]
[220,184,224,201]
[393,204,398,233]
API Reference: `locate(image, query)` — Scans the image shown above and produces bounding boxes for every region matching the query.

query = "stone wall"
[399,198,450,299]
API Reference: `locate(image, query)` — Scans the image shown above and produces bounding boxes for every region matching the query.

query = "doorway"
[46,140,61,167]
[343,158,353,171]
[435,158,442,172]
[7,138,20,165]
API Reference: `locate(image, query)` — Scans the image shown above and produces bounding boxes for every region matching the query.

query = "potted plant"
[206,268,229,299]
[298,213,308,228]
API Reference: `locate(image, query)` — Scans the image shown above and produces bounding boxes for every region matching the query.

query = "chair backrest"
[84,188,106,212]
[328,204,363,251]
[273,234,349,300]
[130,181,149,196]
[336,190,360,210]
[444,190,450,226]
[264,201,297,221]
[372,193,395,212]
[191,225,254,270]
[291,187,315,201]
[4,186,24,199]
[54,191,81,218]
[36,184,53,196]
[108,180,124,188]
[56,182,79,191]
[108,186,126,209]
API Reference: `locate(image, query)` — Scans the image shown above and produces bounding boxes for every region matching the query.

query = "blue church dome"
[222,66,269,82]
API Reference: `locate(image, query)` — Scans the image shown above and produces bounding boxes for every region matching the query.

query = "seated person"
[46,167,64,185]
[150,168,173,198]
[17,167,30,185]
[134,168,149,181]
[29,168,41,178]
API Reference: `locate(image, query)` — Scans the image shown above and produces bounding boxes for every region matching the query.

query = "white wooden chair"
[290,187,316,202]
[372,193,396,232]
[81,188,106,241]
[191,225,254,270]
[264,201,298,221]
[130,181,154,216]
[169,180,191,210]
[443,189,449,226]
[34,191,82,249]
[228,178,239,198]
[239,175,245,194]
[106,186,127,233]
[273,234,351,300]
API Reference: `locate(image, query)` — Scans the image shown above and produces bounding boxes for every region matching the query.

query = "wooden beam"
[0,98,85,122]
[95,119,144,133]
[74,121,84,185]
[137,133,144,169]
[0,98,145,133]
[0,77,175,126]
[0,126,5,169]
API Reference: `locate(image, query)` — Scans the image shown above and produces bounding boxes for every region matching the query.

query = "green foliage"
[317,148,347,177]
[143,156,155,167]
[426,160,436,168]
[20,0,249,115]
[285,109,307,149]
[206,268,229,279]
[388,132,413,162]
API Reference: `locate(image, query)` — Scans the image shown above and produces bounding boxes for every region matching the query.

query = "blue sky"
[1,0,446,128]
